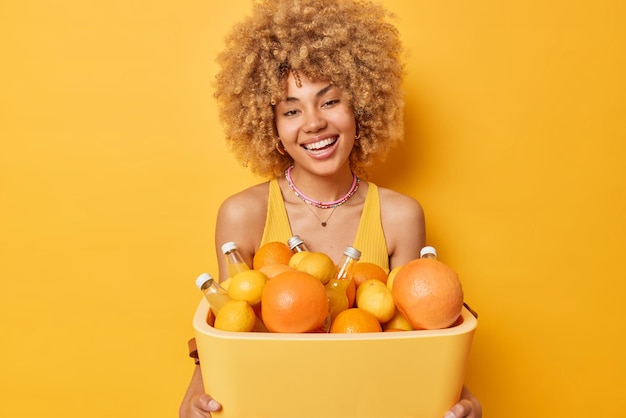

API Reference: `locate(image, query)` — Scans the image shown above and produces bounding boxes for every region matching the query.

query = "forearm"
[179,366,205,417]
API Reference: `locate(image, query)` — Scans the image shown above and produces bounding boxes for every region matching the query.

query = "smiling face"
[274,72,357,177]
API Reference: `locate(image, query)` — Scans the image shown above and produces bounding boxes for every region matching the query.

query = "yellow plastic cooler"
[193,298,477,418]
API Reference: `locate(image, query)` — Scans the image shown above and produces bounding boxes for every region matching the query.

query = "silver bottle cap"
[343,246,361,260]
[287,235,304,250]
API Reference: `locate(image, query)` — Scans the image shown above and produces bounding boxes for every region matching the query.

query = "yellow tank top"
[260,178,389,272]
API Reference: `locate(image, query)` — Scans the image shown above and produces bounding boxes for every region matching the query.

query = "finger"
[192,393,222,413]
[444,399,473,418]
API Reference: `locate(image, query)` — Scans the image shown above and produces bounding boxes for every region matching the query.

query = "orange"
[352,262,388,288]
[329,308,382,333]
[450,315,464,328]
[258,263,296,279]
[261,271,329,333]
[391,258,464,330]
[253,241,293,270]
[206,308,216,327]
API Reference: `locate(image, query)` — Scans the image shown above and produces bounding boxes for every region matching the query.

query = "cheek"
[342,135,356,152]
[275,122,293,140]
[334,114,357,137]
[274,119,287,138]
[277,123,308,147]
[332,106,356,129]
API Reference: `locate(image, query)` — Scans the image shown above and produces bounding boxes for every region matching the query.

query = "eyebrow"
[285,84,334,102]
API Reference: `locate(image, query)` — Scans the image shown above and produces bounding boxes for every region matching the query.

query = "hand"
[444,399,476,418]
[180,393,221,418]
[179,366,222,418]
[443,386,482,418]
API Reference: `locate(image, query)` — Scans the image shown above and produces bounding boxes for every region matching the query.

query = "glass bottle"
[221,241,250,277]
[195,272,268,332]
[325,246,362,324]
[287,235,309,253]
[196,273,231,314]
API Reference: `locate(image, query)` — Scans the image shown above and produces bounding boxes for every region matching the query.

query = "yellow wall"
[1,1,624,416]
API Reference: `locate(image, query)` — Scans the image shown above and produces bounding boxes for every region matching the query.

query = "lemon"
[386,265,403,291]
[213,300,256,332]
[288,251,310,269]
[355,279,396,323]
[295,252,335,284]
[228,270,267,305]
[383,308,414,331]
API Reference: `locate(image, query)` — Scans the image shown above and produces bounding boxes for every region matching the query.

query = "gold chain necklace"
[304,204,338,227]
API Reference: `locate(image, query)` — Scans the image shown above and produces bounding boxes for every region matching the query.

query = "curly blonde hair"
[214,0,405,178]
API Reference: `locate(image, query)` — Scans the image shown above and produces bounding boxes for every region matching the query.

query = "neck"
[285,165,360,209]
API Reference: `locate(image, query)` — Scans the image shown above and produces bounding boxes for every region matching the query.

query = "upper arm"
[214,184,268,281]
[379,188,426,269]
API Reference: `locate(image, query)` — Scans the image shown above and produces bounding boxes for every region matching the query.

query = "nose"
[303,108,327,133]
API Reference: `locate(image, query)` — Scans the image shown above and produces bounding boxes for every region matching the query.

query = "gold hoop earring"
[355,124,361,140]
[276,140,287,156]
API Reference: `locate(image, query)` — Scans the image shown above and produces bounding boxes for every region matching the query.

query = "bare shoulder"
[216,182,270,254]
[378,186,424,221]
[218,182,269,218]
[377,186,426,266]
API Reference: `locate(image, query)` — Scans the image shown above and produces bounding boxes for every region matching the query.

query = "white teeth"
[303,137,337,150]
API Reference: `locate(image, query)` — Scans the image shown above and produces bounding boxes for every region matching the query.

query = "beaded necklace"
[285,165,360,209]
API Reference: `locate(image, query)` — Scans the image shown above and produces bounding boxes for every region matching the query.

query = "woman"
[180,1,482,417]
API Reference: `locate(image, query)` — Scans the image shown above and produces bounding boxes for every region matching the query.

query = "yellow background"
[1,1,624,416]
